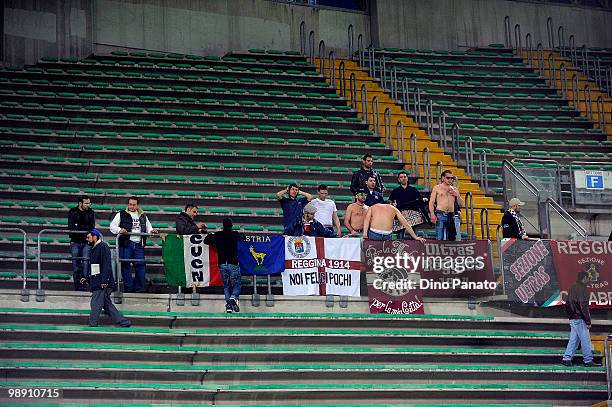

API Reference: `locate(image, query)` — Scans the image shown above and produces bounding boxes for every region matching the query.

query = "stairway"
[0,307,608,405]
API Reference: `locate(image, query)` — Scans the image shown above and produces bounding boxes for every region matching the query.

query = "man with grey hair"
[296,203,337,237]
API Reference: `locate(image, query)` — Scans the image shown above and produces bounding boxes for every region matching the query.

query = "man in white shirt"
[110,197,157,293]
[310,184,342,237]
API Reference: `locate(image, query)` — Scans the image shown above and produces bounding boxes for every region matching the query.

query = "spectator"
[364,176,384,207]
[350,153,385,195]
[344,189,369,237]
[204,218,242,313]
[363,203,426,242]
[310,184,342,236]
[81,229,131,328]
[110,197,157,293]
[428,170,464,241]
[68,195,95,291]
[276,183,313,235]
[175,204,207,235]
[300,203,337,237]
[389,172,428,239]
[562,271,600,367]
[502,198,528,239]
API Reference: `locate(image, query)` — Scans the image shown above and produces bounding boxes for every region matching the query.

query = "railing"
[299,21,306,55]
[328,50,336,85]
[349,72,357,109]
[414,88,423,126]
[357,34,364,64]
[395,120,406,163]
[36,228,90,302]
[557,25,565,51]
[409,133,419,179]
[536,43,545,77]
[383,107,392,149]
[338,61,346,98]
[438,111,447,149]
[480,208,491,240]
[546,17,554,49]
[547,52,556,88]
[435,161,444,185]
[514,24,522,54]
[347,24,354,59]
[450,123,460,162]
[525,33,534,66]
[464,136,474,178]
[425,99,434,135]
[318,40,326,79]
[464,192,475,240]
[504,16,512,48]
[422,147,431,191]
[401,78,410,114]
[371,96,380,137]
[544,198,587,240]
[559,63,568,98]
[1,227,28,302]
[478,150,489,193]
[502,160,542,236]
[512,158,562,204]
[571,73,580,108]
[308,30,315,63]
[606,334,611,401]
[495,224,505,295]
[596,95,606,132]
[360,84,369,124]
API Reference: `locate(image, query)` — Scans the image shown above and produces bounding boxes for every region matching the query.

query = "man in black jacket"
[389,171,428,239]
[68,195,96,291]
[502,198,528,239]
[299,203,337,238]
[204,218,242,313]
[561,270,599,367]
[81,229,131,328]
[175,204,207,235]
[350,154,385,196]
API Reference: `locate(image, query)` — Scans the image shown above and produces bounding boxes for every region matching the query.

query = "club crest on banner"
[287,236,312,259]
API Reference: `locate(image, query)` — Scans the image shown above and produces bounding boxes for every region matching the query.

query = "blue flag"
[239,234,285,275]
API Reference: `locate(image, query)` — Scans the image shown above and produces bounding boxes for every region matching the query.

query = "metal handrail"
[464,136,474,177]
[338,61,346,97]
[371,96,380,137]
[571,73,579,108]
[559,63,568,98]
[438,111,447,148]
[328,50,336,85]
[525,33,534,66]
[396,120,406,163]
[391,65,398,100]
[502,159,541,214]
[383,107,392,148]
[0,227,28,301]
[308,30,315,63]
[414,88,422,126]
[361,84,369,124]
[547,52,556,87]
[409,133,419,179]
[504,16,512,48]
[464,192,475,240]
[451,123,460,162]
[349,72,357,109]
[514,24,522,54]
[318,40,326,79]
[435,161,444,188]
[536,43,545,76]
[367,46,374,77]
[568,35,576,65]
[114,232,164,303]
[495,223,505,295]
[299,21,306,55]
[357,34,364,64]
[480,208,490,240]
[425,99,434,135]
[511,158,562,204]
[347,24,354,58]
[605,335,611,400]
[584,85,593,120]
[544,198,587,240]
[36,228,90,302]
[546,17,554,49]
[596,96,606,132]
[421,148,431,191]
[558,25,565,51]
[479,150,489,192]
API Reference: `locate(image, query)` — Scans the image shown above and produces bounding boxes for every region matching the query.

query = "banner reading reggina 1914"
[502,239,612,308]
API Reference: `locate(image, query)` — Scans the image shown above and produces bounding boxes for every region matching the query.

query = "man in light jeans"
[562,270,600,367]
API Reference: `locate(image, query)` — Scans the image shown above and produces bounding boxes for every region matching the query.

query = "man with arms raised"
[363,203,426,242]
[276,183,313,236]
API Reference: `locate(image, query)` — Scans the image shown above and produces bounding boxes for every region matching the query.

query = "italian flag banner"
[162,234,222,287]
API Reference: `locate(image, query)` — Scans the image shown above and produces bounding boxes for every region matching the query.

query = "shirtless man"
[363,203,426,242]
[344,189,369,236]
[429,170,465,241]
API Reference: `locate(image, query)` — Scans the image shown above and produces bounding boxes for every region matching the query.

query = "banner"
[239,234,285,275]
[162,234,222,287]
[502,239,612,308]
[282,236,361,296]
[363,240,424,315]
[551,240,612,308]
[502,239,559,306]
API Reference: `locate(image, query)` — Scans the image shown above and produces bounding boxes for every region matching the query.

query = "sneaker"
[561,360,572,367]
[584,361,601,367]
[230,297,240,313]
[225,304,233,313]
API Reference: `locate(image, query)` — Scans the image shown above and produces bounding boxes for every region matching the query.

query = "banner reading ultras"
[282,236,361,297]
[502,239,612,308]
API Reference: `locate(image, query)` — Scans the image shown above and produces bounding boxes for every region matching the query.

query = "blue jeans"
[454,215,462,241]
[70,242,90,290]
[220,263,241,305]
[435,212,450,240]
[563,319,593,363]
[119,242,146,292]
[367,230,392,241]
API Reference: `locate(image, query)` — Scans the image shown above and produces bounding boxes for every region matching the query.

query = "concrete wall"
[3,0,93,66]
[92,0,370,58]
[372,0,612,51]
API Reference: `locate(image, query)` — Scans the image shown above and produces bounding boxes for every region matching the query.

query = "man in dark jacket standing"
[502,198,528,239]
[81,229,131,328]
[350,154,385,196]
[68,195,96,291]
[204,218,242,313]
[175,204,207,235]
[561,270,599,367]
